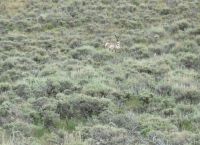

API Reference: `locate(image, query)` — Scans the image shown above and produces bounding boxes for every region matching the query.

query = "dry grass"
[0,130,88,145]
[0,0,27,15]
[63,131,88,145]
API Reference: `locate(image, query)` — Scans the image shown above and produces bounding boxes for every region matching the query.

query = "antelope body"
[105,35,121,52]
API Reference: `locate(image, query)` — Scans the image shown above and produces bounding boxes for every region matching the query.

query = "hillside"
[0,0,200,145]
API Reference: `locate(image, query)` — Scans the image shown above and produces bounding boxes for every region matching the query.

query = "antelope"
[105,35,121,52]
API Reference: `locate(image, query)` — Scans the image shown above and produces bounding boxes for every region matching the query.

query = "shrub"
[39,64,58,77]
[139,114,178,136]
[174,86,200,104]
[70,46,96,60]
[162,108,175,117]
[81,125,129,145]
[0,83,12,93]
[148,41,174,56]
[2,58,17,71]
[176,3,190,13]
[31,98,60,129]
[69,38,82,49]
[3,121,35,137]
[62,132,89,145]
[117,19,142,29]
[14,19,33,31]
[109,112,138,132]
[128,44,149,59]
[43,111,60,129]
[32,97,57,112]
[123,95,143,111]
[0,94,8,104]
[146,26,166,43]
[195,35,200,46]
[0,19,12,33]
[26,77,47,97]
[171,40,199,54]
[2,69,24,82]
[134,55,174,76]
[13,82,31,99]
[176,104,195,116]
[116,3,137,13]
[158,69,200,104]
[32,53,49,64]
[45,79,61,96]
[167,19,190,33]
[155,81,172,96]
[98,111,138,132]
[139,92,154,106]
[0,0,200,143]
[29,110,43,125]
[188,27,200,36]
[192,108,200,124]
[56,94,113,119]
[30,77,74,97]
[0,101,12,117]
[82,79,114,98]
[168,131,196,145]
[0,129,33,145]
[178,52,199,69]
[92,50,113,63]
[176,20,190,31]
[160,7,171,15]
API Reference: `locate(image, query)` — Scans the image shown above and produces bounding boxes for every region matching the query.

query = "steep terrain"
[0,0,200,144]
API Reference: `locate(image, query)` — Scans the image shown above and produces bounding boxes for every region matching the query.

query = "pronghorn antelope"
[105,35,121,52]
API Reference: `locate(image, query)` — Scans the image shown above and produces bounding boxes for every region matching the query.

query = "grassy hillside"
[0,0,200,144]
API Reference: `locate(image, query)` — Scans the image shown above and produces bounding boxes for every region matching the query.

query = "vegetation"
[0,0,200,144]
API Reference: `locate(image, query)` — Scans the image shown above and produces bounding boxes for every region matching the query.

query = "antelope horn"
[115,35,119,41]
